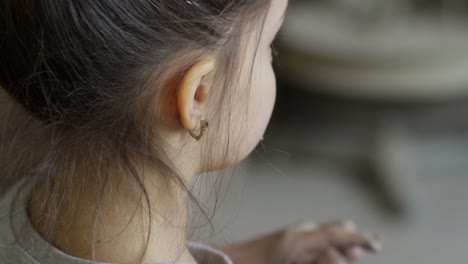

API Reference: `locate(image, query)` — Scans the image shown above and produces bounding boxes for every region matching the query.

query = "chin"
[204,137,260,172]
[231,132,265,165]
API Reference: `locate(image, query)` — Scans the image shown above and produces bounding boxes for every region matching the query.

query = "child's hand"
[276,220,382,264]
[216,220,381,264]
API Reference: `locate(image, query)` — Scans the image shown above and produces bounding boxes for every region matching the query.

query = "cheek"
[235,63,277,162]
[249,66,276,139]
[209,47,277,170]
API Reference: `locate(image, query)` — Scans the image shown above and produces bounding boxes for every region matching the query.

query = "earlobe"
[177,59,215,135]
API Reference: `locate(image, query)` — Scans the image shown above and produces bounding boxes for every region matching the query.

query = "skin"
[28,0,381,263]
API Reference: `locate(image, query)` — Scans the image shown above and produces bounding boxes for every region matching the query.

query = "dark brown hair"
[0,0,272,262]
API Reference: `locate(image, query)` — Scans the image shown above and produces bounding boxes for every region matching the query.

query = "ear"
[177,59,215,132]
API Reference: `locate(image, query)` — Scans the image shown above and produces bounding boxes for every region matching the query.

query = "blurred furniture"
[280,0,468,101]
[268,0,468,219]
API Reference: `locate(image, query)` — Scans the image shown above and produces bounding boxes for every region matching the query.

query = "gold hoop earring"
[189,119,209,141]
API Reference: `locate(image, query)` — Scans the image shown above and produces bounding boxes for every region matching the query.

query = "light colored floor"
[191,154,468,264]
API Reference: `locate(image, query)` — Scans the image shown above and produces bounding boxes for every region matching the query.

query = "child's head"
[0,0,287,181]
[0,0,287,261]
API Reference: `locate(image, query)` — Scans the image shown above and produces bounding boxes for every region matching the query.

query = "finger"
[317,224,382,253]
[318,248,348,264]
[336,233,382,253]
[343,246,364,263]
[360,233,383,253]
[286,222,319,235]
[321,220,357,232]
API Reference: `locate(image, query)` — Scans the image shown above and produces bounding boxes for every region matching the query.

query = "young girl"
[0,0,381,263]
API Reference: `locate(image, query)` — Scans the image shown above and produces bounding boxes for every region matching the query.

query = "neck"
[29,166,197,264]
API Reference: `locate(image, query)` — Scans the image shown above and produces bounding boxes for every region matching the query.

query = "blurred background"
[191,0,468,263]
